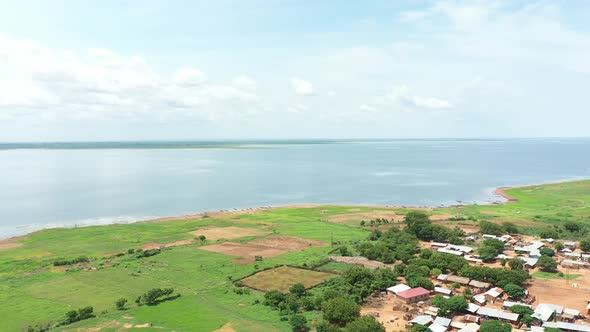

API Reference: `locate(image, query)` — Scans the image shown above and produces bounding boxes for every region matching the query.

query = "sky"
[1,0,590,141]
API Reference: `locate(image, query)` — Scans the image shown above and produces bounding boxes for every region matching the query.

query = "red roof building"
[396,287,431,303]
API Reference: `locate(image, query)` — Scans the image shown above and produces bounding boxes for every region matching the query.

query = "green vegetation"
[532,271,582,280]
[0,180,588,331]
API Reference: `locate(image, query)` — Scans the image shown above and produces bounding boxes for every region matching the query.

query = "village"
[361,233,590,332]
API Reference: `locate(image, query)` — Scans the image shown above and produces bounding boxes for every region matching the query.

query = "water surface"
[1,139,589,238]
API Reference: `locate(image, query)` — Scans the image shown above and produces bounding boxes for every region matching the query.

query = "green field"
[532,271,582,280]
[0,180,588,331]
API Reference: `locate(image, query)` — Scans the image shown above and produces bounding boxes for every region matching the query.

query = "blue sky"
[1,0,590,141]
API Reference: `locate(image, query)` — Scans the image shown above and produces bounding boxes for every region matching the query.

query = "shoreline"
[0,179,587,244]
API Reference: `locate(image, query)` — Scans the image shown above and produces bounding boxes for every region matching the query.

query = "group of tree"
[63,306,95,325]
[539,221,589,240]
[360,218,393,227]
[509,305,534,325]
[53,255,89,266]
[404,211,465,244]
[459,265,530,287]
[478,238,506,262]
[431,295,468,317]
[135,287,176,306]
[356,227,419,263]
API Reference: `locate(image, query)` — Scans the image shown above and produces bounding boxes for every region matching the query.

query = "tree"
[502,222,518,234]
[479,246,499,262]
[411,324,432,332]
[344,316,385,332]
[540,248,555,257]
[322,297,360,326]
[544,328,563,332]
[137,288,174,305]
[564,222,582,233]
[115,298,128,310]
[264,290,286,308]
[482,239,505,253]
[290,283,306,297]
[554,242,564,251]
[480,320,512,332]
[290,314,309,332]
[508,258,524,270]
[538,255,557,272]
[198,235,206,241]
[431,295,467,317]
[581,238,590,252]
[479,221,504,235]
[510,304,533,316]
[316,320,342,332]
[504,283,526,298]
[407,276,434,290]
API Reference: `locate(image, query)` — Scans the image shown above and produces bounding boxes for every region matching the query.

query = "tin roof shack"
[387,284,411,295]
[533,303,564,322]
[397,287,431,303]
[562,308,581,322]
[476,307,519,323]
[409,315,433,326]
[564,241,577,249]
[543,322,590,332]
[469,280,491,289]
[437,274,471,286]
[483,287,504,304]
[435,287,453,296]
[562,259,588,269]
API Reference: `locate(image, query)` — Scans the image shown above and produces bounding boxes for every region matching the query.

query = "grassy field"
[532,271,582,280]
[240,266,335,292]
[0,180,588,331]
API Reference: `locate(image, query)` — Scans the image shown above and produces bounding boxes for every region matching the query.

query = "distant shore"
[0,179,587,243]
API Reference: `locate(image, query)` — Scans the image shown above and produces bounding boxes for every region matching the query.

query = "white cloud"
[290,78,315,96]
[232,75,257,90]
[373,85,453,111]
[173,67,207,86]
[0,34,259,121]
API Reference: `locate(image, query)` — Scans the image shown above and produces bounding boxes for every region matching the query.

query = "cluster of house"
[386,280,590,332]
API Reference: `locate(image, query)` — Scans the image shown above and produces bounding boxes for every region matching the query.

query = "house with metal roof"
[387,284,411,295]
[476,307,519,322]
[396,287,431,303]
[409,315,433,326]
[533,303,564,321]
[543,321,590,332]
[435,287,452,296]
[433,317,451,327]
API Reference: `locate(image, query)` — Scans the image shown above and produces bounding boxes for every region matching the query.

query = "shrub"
[115,298,128,310]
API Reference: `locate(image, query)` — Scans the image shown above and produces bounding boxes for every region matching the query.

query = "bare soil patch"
[189,226,269,241]
[361,293,411,332]
[329,256,393,269]
[214,322,237,332]
[141,238,195,250]
[248,235,326,251]
[241,266,334,292]
[199,242,285,262]
[0,237,23,251]
[428,214,455,221]
[529,267,590,312]
[326,211,405,224]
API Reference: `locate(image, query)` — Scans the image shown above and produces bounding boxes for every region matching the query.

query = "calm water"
[1,139,589,238]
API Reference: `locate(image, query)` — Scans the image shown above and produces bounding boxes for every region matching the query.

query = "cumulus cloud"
[173,68,207,86]
[0,34,259,120]
[232,75,257,90]
[290,78,315,96]
[372,85,453,112]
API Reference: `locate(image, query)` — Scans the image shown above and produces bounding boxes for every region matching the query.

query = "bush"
[290,283,306,297]
[321,297,360,326]
[136,288,175,305]
[115,297,128,310]
[538,256,557,272]
[504,283,525,298]
[62,306,94,325]
[480,320,511,332]
[479,221,504,235]
[53,256,89,266]
[344,316,385,332]
[290,314,309,332]
[581,238,590,252]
